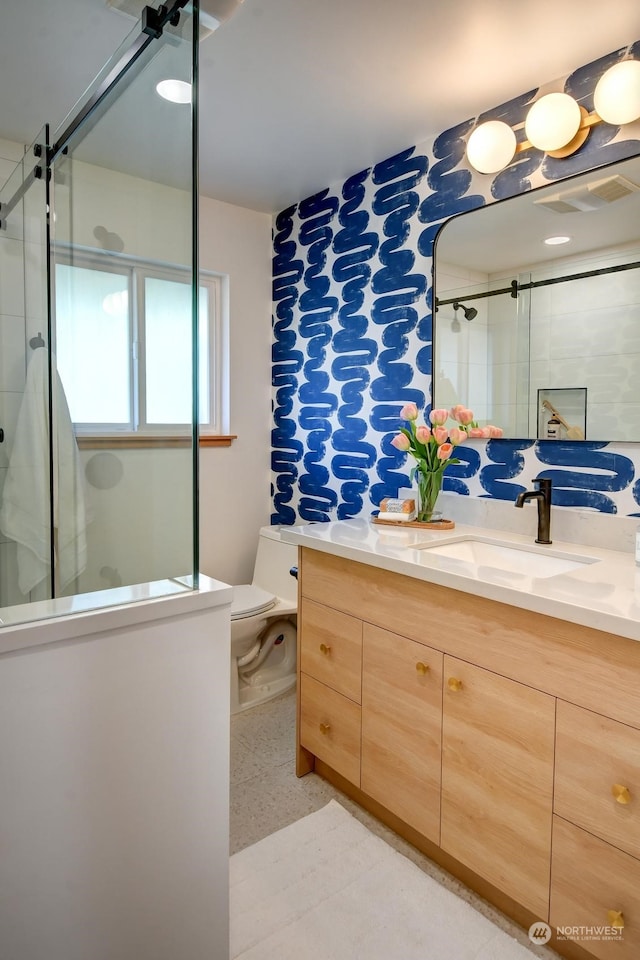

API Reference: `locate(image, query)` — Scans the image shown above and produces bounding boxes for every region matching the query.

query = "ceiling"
[0,0,639,214]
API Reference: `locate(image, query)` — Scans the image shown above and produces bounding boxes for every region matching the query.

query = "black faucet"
[514,477,552,544]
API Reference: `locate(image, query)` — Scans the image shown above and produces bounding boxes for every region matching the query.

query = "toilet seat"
[231,584,276,621]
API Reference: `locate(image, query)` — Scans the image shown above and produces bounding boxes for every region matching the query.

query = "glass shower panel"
[0,132,52,610]
[49,7,197,599]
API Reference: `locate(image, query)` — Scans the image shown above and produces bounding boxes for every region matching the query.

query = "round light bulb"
[156,79,192,104]
[524,92,582,151]
[466,120,517,174]
[544,236,571,246]
[594,59,640,125]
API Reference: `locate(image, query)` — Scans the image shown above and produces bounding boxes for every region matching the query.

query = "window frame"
[53,247,222,436]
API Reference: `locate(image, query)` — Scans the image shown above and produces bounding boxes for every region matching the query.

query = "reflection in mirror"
[433,156,640,442]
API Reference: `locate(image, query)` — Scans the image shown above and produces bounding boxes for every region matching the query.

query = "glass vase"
[417,470,443,523]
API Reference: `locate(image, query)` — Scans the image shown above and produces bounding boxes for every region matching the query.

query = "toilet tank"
[252,526,298,605]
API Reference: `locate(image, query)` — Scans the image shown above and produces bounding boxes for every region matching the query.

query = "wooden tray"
[372,517,455,530]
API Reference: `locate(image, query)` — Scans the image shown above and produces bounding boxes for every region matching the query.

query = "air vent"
[534,175,640,213]
[589,175,640,203]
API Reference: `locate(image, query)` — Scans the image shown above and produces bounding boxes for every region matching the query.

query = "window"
[54,253,221,433]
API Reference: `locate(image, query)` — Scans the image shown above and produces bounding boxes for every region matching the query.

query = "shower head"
[453,301,478,322]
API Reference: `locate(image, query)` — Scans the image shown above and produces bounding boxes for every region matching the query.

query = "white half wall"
[0,579,231,960]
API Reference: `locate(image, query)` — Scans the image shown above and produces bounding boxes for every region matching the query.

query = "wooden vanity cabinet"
[296,546,640,960]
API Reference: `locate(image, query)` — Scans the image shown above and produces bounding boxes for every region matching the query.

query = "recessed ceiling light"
[544,235,572,246]
[156,79,191,104]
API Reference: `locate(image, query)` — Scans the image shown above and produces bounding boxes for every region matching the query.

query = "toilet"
[230,525,298,714]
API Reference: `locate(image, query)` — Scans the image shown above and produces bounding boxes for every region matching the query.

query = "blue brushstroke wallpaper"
[272,41,640,524]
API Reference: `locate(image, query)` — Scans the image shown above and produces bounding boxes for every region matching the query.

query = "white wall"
[199,195,272,585]
[0,582,231,960]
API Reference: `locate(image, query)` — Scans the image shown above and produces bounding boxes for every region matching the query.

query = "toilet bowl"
[230,525,298,714]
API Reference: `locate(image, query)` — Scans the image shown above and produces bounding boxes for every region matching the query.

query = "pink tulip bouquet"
[391,403,503,522]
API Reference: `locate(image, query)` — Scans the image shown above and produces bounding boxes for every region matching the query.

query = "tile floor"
[230,687,559,958]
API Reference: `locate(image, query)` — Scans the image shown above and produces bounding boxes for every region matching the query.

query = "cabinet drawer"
[299,674,361,786]
[555,700,640,859]
[551,816,640,960]
[300,598,362,703]
[362,624,443,844]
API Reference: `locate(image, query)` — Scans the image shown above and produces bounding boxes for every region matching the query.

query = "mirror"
[433,155,640,442]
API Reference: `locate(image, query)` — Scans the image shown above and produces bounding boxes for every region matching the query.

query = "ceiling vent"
[534,175,640,213]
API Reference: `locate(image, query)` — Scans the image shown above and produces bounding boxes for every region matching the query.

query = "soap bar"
[377,510,416,522]
[379,497,416,514]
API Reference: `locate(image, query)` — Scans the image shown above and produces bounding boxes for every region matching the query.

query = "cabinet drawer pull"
[319,722,331,735]
[448,677,463,691]
[607,910,624,929]
[319,643,331,655]
[416,661,429,675]
[612,784,631,805]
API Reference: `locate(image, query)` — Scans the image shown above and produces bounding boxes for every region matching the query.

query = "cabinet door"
[551,816,640,960]
[441,656,555,918]
[361,624,443,843]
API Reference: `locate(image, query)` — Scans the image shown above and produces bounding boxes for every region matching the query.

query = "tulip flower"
[391,433,411,451]
[432,426,448,445]
[416,425,431,444]
[400,402,419,421]
[449,427,468,445]
[436,442,454,460]
[429,408,449,426]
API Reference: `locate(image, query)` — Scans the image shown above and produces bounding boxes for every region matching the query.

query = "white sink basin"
[416,537,598,578]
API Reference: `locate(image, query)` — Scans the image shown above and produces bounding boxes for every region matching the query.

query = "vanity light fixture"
[156,79,192,103]
[466,58,640,174]
[544,235,572,246]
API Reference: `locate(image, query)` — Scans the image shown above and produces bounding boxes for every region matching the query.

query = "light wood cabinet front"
[299,674,361,786]
[441,656,555,919]
[555,700,640,859]
[361,624,443,844]
[300,598,362,703]
[551,816,640,960]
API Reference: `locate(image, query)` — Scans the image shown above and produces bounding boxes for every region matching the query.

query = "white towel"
[0,349,89,595]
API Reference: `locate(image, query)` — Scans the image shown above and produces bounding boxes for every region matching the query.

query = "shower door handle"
[0,428,4,443]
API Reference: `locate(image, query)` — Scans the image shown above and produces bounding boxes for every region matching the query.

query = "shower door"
[0,1,199,624]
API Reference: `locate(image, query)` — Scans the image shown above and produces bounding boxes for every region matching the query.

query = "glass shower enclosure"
[0,1,199,626]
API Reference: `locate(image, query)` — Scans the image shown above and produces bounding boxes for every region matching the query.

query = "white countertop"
[281,517,640,643]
